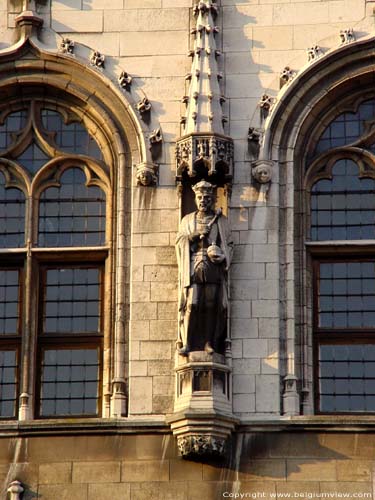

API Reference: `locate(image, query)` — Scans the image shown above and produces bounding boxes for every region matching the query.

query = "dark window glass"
[311,159,375,241]
[16,142,49,175]
[0,111,28,151]
[319,344,375,412]
[318,261,375,328]
[43,267,100,334]
[314,99,375,157]
[0,270,20,335]
[39,348,99,416]
[0,172,25,248]
[38,168,106,247]
[0,350,17,418]
[41,110,102,159]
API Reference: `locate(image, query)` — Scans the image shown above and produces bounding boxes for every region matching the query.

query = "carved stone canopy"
[176,133,233,187]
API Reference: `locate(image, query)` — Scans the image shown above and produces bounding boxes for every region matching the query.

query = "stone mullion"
[19,193,36,420]
[102,187,113,418]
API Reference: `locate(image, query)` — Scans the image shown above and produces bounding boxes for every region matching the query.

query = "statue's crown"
[192,180,215,194]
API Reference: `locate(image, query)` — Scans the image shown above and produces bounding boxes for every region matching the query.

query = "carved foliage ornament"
[177,434,227,458]
[118,71,132,90]
[307,45,322,62]
[60,37,74,54]
[340,28,355,44]
[90,50,105,68]
[137,97,152,116]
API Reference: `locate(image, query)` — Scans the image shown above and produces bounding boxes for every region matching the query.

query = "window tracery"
[0,97,110,419]
[306,95,375,413]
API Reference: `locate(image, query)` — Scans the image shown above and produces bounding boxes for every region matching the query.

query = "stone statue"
[176,181,233,356]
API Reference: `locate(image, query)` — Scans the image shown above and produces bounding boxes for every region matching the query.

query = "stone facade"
[0,0,374,498]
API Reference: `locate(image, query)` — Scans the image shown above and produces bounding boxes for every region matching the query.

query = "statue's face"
[195,191,214,213]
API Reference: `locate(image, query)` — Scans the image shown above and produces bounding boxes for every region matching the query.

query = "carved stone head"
[252,161,273,184]
[136,163,157,186]
[192,180,216,213]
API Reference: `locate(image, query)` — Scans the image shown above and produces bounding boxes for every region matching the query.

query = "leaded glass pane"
[43,267,100,334]
[319,344,375,412]
[315,99,375,157]
[0,111,28,151]
[0,172,25,248]
[0,270,19,335]
[38,168,106,247]
[16,142,49,175]
[41,110,102,159]
[311,159,375,241]
[40,348,99,416]
[0,350,17,418]
[318,261,375,328]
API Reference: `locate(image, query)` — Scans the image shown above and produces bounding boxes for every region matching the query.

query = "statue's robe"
[175,211,233,353]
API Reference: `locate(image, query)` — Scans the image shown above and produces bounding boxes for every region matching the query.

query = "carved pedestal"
[168,352,237,459]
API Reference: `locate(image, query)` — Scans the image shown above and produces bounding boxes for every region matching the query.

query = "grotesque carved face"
[195,192,214,213]
[253,165,271,184]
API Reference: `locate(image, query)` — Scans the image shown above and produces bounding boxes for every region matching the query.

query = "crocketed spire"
[182,0,225,135]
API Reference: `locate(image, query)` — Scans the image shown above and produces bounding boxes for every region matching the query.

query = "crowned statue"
[176,181,233,356]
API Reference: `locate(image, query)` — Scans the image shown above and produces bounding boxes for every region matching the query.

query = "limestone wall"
[0,0,373,420]
[0,430,374,499]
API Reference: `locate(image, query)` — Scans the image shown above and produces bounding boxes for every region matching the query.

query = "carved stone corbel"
[252,159,274,200]
[136,162,158,186]
[177,434,226,458]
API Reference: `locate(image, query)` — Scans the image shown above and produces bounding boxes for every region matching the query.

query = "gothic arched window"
[306,98,375,413]
[0,99,110,418]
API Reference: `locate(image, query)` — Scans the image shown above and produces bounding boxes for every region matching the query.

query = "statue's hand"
[188,231,201,242]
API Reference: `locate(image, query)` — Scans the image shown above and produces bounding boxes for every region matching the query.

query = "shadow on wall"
[197,431,365,497]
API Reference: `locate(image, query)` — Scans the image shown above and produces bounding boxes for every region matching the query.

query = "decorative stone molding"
[137,97,152,117]
[177,434,226,458]
[118,70,132,91]
[136,162,158,186]
[307,45,322,62]
[60,37,74,54]
[90,50,105,68]
[280,66,295,88]
[340,28,355,44]
[7,480,24,500]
